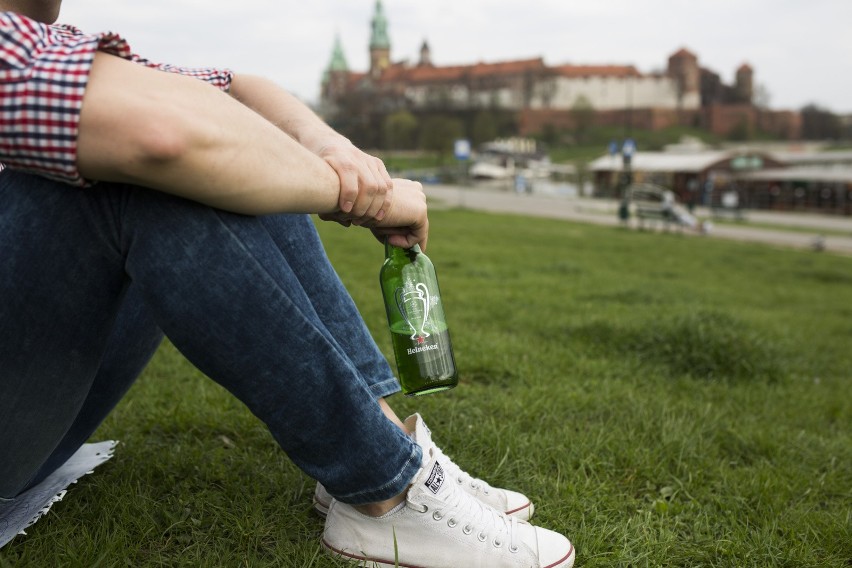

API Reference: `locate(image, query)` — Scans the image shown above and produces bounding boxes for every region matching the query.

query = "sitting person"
[0,2,575,566]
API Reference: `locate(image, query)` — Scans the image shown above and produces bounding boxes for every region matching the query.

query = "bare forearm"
[229,73,395,221]
[77,53,341,215]
[229,74,340,152]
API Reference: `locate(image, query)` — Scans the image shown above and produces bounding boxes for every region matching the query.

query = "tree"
[727,116,752,141]
[383,110,419,150]
[419,115,463,163]
[571,95,595,144]
[753,83,771,110]
[471,111,498,146]
[801,104,841,140]
[327,90,381,148]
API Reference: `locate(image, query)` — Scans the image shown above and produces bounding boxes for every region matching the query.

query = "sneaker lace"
[429,480,519,553]
[433,446,492,495]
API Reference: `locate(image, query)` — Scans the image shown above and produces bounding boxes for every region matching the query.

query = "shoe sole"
[323,539,406,568]
[313,495,331,516]
[506,500,534,521]
[323,538,575,568]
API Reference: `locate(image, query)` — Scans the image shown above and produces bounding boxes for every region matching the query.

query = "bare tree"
[753,83,771,110]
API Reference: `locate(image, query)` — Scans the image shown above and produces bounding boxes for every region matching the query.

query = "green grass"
[372,151,443,173]
[548,126,721,164]
[2,209,851,567]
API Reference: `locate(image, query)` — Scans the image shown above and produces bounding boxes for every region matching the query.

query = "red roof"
[669,47,698,60]
[378,58,547,85]
[346,72,366,89]
[468,58,546,77]
[553,64,641,78]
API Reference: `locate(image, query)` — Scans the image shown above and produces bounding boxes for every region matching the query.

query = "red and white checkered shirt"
[0,11,233,186]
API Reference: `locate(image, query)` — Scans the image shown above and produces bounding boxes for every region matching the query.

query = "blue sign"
[454,139,471,161]
[608,140,618,156]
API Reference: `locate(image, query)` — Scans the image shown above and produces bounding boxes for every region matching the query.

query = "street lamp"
[622,138,636,189]
[617,138,636,223]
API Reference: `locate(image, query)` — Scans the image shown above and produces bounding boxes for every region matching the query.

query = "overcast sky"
[59,0,852,114]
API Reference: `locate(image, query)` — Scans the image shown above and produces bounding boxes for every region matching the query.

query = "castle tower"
[667,48,701,110]
[418,40,432,67]
[369,0,391,79]
[735,63,754,104]
[321,34,350,102]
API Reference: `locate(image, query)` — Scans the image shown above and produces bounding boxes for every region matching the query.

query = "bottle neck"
[385,239,421,260]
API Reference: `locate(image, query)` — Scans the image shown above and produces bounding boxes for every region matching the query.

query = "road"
[424,184,852,256]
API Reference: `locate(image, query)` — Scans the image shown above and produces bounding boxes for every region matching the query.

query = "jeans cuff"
[368,376,401,399]
[335,441,423,505]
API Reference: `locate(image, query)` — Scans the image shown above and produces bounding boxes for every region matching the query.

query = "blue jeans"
[0,170,421,504]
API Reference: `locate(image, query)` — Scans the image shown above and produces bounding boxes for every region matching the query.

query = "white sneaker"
[314,413,534,521]
[322,448,575,568]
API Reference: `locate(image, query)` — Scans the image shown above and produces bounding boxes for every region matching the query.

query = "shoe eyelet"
[493,538,503,548]
[477,532,487,542]
[447,518,458,528]
[456,478,463,484]
[432,510,444,521]
[418,504,429,513]
[509,544,520,553]
[462,524,473,535]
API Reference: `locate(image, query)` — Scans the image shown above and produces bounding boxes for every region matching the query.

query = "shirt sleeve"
[0,12,234,186]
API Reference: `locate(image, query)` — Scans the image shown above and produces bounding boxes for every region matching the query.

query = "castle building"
[321,2,798,139]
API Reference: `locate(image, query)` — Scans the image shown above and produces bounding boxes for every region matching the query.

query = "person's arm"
[76,52,428,247]
[77,52,341,215]
[228,73,392,222]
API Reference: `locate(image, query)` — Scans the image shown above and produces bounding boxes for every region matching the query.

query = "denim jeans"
[0,170,421,504]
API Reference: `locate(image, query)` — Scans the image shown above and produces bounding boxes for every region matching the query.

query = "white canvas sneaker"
[322,448,575,568]
[314,413,534,520]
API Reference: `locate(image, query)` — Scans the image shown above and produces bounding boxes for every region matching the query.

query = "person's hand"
[367,178,429,250]
[321,178,429,250]
[312,137,393,224]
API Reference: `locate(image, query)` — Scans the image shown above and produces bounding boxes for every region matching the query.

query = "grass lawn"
[2,208,850,567]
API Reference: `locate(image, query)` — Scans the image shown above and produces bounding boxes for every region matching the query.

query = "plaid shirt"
[0,11,233,186]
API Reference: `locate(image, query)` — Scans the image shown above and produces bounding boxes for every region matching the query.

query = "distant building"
[321,1,800,140]
[589,146,852,215]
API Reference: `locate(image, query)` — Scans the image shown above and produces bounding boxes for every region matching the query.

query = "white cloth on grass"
[0,441,117,548]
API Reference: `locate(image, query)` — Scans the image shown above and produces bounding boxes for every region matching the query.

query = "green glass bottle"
[380,241,458,396]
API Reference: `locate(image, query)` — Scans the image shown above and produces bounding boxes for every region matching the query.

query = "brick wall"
[518,108,700,136]
[518,106,802,139]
